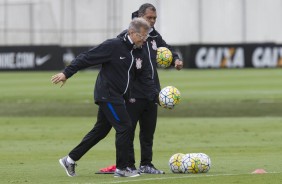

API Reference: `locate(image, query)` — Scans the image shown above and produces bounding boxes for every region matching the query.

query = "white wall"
[0,0,282,45]
[159,0,200,44]
[0,1,6,43]
[246,0,282,42]
[200,0,244,43]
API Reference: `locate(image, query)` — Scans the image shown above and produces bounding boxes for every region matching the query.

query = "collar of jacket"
[149,27,157,36]
[131,10,138,19]
[121,33,135,50]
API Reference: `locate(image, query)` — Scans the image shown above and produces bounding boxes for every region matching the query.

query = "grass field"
[1,69,282,117]
[0,69,282,184]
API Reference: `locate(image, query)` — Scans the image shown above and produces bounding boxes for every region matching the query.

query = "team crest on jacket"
[136,58,142,69]
[151,40,157,50]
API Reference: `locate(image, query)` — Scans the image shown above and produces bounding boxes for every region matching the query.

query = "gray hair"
[128,17,150,33]
[138,3,156,17]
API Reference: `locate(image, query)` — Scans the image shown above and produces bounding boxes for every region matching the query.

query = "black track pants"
[126,98,158,166]
[68,102,132,169]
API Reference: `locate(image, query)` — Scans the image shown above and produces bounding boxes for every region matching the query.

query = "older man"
[52,17,156,178]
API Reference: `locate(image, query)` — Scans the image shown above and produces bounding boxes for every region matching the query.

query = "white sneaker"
[114,168,140,177]
[59,156,77,177]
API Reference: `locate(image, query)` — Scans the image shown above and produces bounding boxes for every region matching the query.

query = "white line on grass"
[72,171,281,184]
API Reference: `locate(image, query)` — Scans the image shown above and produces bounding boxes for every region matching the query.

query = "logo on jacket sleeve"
[151,40,157,50]
[136,58,142,69]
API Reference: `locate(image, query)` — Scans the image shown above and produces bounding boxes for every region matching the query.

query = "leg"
[60,105,112,177]
[99,102,132,169]
[138,101,164,174]
[125,99,146,167]
[139,101,158,166]
[69,106,112,161]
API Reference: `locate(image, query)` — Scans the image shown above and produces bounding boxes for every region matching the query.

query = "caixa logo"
[252,47,282,68]
[196,47,244,68]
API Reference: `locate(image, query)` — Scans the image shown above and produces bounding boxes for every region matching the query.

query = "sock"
[67,156,75,164]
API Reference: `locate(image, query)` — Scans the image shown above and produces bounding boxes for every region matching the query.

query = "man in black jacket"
[51,18,156,178]
[120,3,183,174]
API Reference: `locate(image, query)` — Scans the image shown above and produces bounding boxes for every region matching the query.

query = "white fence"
[0,0,282,45]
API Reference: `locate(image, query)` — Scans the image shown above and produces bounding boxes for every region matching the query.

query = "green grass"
[1,117,282,184]
[0,69,282,117]
[0,69,282,183]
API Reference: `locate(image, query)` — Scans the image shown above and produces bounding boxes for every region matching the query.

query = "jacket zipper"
[123,50,134,95]
[146,41,154,79]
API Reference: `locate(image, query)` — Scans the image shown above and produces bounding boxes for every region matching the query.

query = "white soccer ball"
[159,86,181,109]
[180,154,202,174]
[195,153,211,173]
[168,153,185,173]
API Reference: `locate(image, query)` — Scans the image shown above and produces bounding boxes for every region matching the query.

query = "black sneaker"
[114,168,140,177]
[139,164,165,174]
[59,156,77,177]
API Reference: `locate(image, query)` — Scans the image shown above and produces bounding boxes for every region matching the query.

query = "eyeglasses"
[135,32,149,41]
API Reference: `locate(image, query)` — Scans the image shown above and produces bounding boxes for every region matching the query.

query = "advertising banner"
[62,46,93,66]
[0,46,64,70]
[188,44,282,69]
[1,44,282,70]
[62,46,100,70]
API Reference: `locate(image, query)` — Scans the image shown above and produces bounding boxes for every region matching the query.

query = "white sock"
[67,156,75,164]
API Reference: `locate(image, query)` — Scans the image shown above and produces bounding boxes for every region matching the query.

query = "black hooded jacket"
[63,34,157,104]
[116,11,180,100]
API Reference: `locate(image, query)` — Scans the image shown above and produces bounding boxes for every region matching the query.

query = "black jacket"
[63,35,157,104]
[117,11,180,99]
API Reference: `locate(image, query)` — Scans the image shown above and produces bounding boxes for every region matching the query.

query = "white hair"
[128,17,150,33]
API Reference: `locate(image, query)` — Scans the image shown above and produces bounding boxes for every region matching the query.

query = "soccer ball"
[195,153,211,173]
[156,47,173,68]
[168,153,185,173]
[159,86,181,109]
[180,154,202,174]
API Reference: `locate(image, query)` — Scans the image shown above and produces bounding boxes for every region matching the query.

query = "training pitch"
[0,69,282,184]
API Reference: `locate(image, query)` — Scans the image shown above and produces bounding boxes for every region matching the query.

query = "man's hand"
[153,93,160,106]
[51,73,67,88]
[174,59,183,70]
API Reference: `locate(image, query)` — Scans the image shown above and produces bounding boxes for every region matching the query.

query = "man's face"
[142,8,157,27]
[130,27,149,47]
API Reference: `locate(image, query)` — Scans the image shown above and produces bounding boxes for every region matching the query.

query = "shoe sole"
[59,159,75,177]
[139,172,165,174]
[114,174,140,178]
[139,168,165,174]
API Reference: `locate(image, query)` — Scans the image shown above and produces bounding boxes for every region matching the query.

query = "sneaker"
[127,165,141,174]
[139,164,165,174]
[59,156,77,177]
[114,168,140,177]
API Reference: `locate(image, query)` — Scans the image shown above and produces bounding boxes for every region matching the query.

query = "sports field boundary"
[69,171,281,184]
